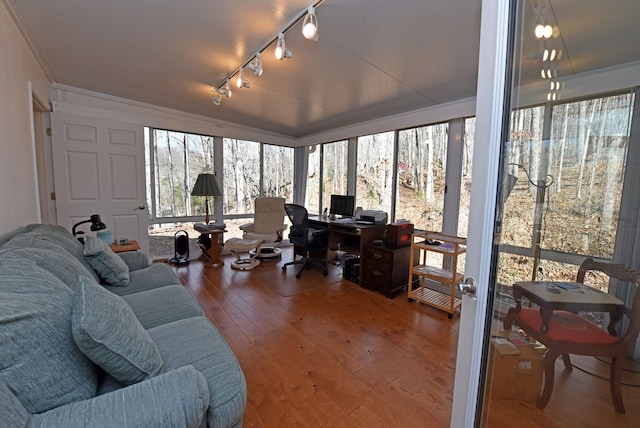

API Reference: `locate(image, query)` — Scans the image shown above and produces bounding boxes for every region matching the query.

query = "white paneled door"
[51,113,149,254]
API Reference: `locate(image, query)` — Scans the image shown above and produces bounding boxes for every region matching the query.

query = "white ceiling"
[7,0,640,138]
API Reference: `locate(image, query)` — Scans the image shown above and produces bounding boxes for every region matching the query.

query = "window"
[395,124,448,231]
[322,140,348,214]
[263,144,294,199]
[305,145,321,214]
[545,93,633,258]
[145,128,215,220]
[222,138,260,215]
[458,118,475,238]
[497,91,635,284]
[500,105,545,249]
[356,132,395,214]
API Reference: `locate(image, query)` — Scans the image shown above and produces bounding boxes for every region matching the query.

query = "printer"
[355,210,388,224]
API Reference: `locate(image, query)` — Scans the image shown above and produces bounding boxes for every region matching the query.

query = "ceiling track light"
[210,0,324,106]
[213,91,222,106]
[275,33,292,60]
[218,79,232,98]
[302,6,319,41]
[236,68,250,89]
[247,53,263,76]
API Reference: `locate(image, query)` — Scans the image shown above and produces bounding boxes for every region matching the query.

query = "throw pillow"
[83,235,130,286]
[71,276,164,384]
[0,259,98,413]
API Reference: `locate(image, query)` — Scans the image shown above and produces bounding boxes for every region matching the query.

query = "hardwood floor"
[171,248,640,427]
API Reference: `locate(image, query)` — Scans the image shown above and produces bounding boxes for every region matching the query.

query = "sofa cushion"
[83,236,130,286]
[72,276,164,384]
[149,317,247,428]
[1,230,101,283]
[105,262,182,296]
[0,244,95,290]
[121,284,203,329]
[0,258,98,414]
[24,224,102,282]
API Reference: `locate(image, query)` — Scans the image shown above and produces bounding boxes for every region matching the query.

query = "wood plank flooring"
[171,248,640,427]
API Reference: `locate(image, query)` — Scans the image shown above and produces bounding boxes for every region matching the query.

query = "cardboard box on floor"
[487,329,544,402]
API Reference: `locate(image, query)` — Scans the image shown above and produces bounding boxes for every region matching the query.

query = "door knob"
[134,205,146,210]
[457,277,477,296]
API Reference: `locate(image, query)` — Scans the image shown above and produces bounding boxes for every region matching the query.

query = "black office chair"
[282,204,329,279]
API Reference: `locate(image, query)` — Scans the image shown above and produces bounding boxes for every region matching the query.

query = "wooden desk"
[308,216,386,282]
[109,240,140,253]
[512,281,625,334]
[194,227,226,267]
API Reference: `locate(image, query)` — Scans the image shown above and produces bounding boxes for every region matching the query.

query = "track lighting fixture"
[236,68,250,89]
[275,33,292,60]
[302,6,319,41]
[211,0,324,107]
[218,79,232,98]
[247,53,263,76]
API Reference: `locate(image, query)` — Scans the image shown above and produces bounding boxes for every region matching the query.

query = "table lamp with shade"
[72,214,107,243]
[191,173,221,224]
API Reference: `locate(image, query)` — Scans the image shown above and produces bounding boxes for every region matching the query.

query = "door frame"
[450,0,513,426]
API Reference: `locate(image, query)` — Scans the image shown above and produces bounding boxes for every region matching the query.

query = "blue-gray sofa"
[0,224,246,427]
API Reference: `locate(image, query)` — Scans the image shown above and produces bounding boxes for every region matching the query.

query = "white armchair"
[239,197,287,258]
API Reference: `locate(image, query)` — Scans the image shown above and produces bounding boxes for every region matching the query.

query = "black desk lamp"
[191,173,221,224]
[72,214,107,243]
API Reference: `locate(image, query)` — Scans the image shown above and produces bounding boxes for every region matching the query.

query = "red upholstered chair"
[503,258,640,413]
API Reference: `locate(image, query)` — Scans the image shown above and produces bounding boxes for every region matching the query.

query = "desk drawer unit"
[361,245,413,298]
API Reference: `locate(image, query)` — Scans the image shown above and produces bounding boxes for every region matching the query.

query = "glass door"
[452,0,640,426]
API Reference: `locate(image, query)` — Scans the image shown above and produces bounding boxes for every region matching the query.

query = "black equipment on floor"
[169,230,190,264]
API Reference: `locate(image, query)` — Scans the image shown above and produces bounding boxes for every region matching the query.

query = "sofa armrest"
[117,251,150,271]
[29,366,209,428]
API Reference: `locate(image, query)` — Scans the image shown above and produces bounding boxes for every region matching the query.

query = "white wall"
[51,84,297,148]
[0,1,51,234]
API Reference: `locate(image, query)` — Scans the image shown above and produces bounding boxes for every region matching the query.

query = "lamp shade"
[191,173,221,197]
[89,214,107,231]
[72,214,107,242]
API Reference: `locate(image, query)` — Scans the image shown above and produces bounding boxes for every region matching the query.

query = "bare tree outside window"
[223,138,260,215]
[357,132,395,214]
[263,144,294,199]
[306,145,321,213]
[322,140,348,213]
[497,91,634,285]
[147,129,214,220]
[395,124,448,231]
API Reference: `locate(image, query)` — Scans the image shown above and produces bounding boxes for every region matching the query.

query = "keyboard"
[333,218,355,224]
[355,220,373,225]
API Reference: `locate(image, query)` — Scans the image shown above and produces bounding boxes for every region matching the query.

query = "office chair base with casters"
[282,254,328,279]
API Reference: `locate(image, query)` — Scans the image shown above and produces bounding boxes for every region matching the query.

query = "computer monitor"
[329,194,355,218]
